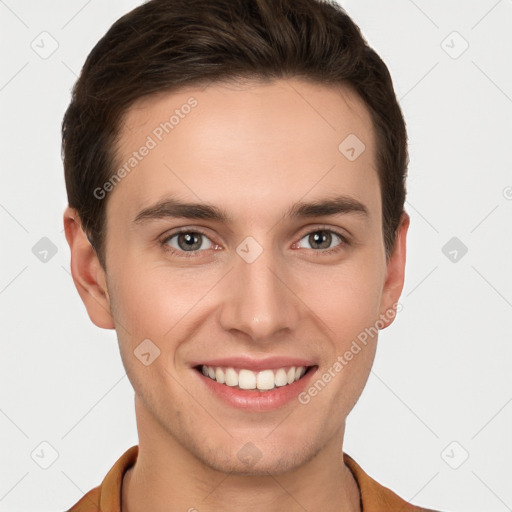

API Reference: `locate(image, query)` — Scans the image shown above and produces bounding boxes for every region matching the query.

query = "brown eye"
[296,229,347,252]
[299,229,346,250]
[162,230,214,254]
[308,231,333,250]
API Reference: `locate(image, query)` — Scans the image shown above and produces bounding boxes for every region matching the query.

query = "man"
[62,0,443,510]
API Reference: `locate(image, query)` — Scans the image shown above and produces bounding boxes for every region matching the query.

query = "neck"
[122,399,361,512]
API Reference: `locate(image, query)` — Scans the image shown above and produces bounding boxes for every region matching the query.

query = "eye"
[294,228,348,254]
[160,226,350,258]
[161,229,216,257]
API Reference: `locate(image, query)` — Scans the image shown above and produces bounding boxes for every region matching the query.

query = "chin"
[195,438,320,476]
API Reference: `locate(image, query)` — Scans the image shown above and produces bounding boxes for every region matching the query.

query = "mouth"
[193,364,317,392]
[190,355,319,411]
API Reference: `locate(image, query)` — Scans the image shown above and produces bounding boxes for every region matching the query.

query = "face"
[65,78,408,475]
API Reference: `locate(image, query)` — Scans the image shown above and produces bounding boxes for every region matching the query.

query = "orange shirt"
[66,445,441,512]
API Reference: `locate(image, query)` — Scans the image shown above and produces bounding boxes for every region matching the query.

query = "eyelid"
[159,224,351,257]
[296,223,351,243]
[292,225,351,254]
[159,227,218,257]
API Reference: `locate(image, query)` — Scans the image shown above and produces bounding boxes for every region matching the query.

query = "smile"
[199,364,310,391]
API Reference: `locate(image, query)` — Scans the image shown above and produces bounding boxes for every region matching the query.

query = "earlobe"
[379,211,410,329]
[63,206,115,329]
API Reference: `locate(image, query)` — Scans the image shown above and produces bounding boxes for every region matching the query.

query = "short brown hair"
[62,0,408,269]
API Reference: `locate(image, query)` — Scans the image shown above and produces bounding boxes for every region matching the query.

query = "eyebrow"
[133,194,369,225]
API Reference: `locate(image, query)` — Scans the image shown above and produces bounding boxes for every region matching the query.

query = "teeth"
[257,369,275,390]
[275,368,288,387]
[225,367,238,386]
[239,369,256,390]
[200,364,309,391]
[215,367,225,384]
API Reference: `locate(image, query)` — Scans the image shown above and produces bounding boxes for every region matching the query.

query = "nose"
[218,241,301,344]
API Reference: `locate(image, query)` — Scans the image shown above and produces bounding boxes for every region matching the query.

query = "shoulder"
[66,486,101,511]
[343,453,445,512]
[66,445,138,512]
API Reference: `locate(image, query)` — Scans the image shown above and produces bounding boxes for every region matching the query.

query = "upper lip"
[191,356,317,372]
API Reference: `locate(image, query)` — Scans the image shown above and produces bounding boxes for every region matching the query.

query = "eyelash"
[159,226,350,259]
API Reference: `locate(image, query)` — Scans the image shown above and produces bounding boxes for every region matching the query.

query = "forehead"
[109,78,379,226]
[118,78,374,151]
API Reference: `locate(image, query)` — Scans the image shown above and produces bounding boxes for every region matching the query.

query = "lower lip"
[196,367,318,411]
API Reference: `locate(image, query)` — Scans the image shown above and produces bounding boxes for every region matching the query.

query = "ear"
[63,206,115,329]
[378,211,410,328]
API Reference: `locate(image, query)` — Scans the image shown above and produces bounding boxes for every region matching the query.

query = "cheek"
[302,254,383,401]
[108,262,211,338]
[109,267,192,409]
[302,256,384,336]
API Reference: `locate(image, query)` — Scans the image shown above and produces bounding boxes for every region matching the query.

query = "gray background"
[1,0,511,510]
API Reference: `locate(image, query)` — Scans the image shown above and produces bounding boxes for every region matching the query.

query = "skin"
[63,78,409,512]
